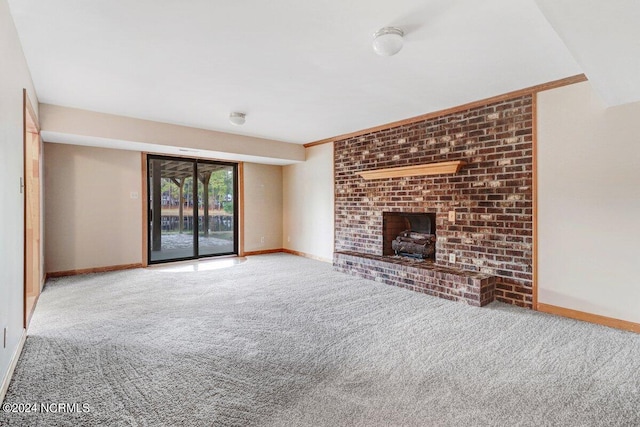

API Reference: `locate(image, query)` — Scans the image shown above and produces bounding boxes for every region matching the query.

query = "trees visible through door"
[148,156,237,263]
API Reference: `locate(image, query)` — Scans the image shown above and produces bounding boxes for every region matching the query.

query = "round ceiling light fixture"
[229,112,246,126]
[372,27,404,56]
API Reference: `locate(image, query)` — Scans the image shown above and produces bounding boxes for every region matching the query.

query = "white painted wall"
[283,144,334,262]
[44,143,283,268]
[243,163,283,252]
[44,144,143,273]
[538,81,640,324]
[0,0,38,396]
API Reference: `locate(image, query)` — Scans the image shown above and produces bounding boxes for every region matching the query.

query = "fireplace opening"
[383,212,436,259]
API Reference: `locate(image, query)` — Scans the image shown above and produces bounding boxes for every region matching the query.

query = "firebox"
[382,212,436,259]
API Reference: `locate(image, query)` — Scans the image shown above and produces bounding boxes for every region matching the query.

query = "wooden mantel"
[357,160,466,180]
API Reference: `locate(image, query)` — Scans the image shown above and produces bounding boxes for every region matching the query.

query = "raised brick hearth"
[334,95,533,308]
[334,252,496,306]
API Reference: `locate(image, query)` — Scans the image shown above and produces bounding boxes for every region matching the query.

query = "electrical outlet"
[130,191,139,199]
[449,253,456,264]
[287,236,291,243]
[260,236,265,244]
[448,210,456,223]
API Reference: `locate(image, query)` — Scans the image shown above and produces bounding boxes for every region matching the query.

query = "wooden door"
[24,91,41,328]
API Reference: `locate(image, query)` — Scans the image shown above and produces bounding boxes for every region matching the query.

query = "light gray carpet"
[2,253,639,426]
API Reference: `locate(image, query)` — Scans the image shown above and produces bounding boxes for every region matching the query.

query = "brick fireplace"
[333,95,533,308]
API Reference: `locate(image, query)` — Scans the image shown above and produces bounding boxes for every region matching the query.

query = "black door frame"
[146,154,239,264]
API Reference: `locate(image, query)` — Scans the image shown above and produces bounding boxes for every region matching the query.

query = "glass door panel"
[148,156,237,264]
[149,158,196,262]
[197,163,236,256]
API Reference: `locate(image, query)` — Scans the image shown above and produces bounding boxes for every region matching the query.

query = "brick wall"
[334,95,533,308]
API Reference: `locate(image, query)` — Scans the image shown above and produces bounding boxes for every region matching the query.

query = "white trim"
[0,329,26,403]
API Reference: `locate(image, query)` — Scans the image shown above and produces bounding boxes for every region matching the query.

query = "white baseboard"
[0,329,26,403]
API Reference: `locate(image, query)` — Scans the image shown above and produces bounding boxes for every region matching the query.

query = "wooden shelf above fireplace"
[357,160,466,180]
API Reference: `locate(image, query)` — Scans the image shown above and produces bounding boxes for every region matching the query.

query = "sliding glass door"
[197,163,236,257]
[148,155,238,264]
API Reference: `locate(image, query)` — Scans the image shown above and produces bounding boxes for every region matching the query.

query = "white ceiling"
[7,0,639,145]
[535,0,640,107]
